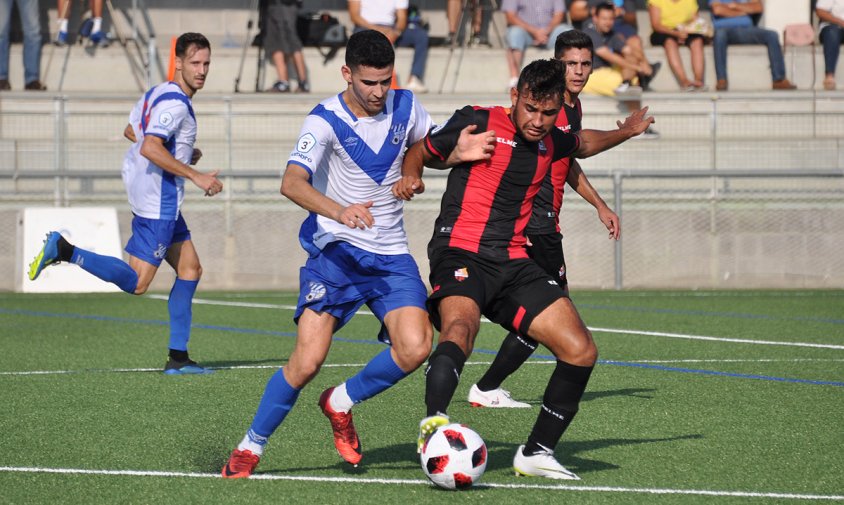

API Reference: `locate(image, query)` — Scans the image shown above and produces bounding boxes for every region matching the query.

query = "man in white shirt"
[348,0,430,93]
[28,33,223,375]
[221,30,494,478]
[817,0,844,90]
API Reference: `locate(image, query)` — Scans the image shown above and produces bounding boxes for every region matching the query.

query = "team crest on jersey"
[538,140,547,154]
[153,243,168,259]
[297,133,317,153]
[158,112,173,127]
[454,267,469,282]
[305,281,327,302]
[390,123,407,145]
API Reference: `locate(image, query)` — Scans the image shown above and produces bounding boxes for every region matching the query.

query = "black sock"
[524,360,593,455]
[424,341,467,416]
[476,332,537,391]
[57,236,75,262]
[168,349,189,362]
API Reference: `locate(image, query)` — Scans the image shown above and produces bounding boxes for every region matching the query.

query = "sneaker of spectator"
[405,75,428,94]
[268,80,291,93]
[24,80,47,91]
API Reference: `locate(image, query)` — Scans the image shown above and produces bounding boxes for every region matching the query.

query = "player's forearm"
[575,128,633,158]
[140,138,197,180]
[280,167,345,222]
[567,161,608,210]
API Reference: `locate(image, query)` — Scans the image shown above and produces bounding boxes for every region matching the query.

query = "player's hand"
[454,124,495,163]
[338,201,374,229]
[190,148,203,165]
[194,169,223,197]
[392,175,425,201]
[616,106,654,138]
[597,206,620,240]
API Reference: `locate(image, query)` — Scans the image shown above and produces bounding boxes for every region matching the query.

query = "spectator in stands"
[55,0,106,46]
[0,0,46,90]
[265,0,309,93]
[816,0,844,90]
[446,0,488,46]
[502,0,572,89]
[348,0,430,93]
[648,0,708,91]
[584,0,657,89]
[709,0,796,91]
[583,2,659,93]
[567,0,590,29]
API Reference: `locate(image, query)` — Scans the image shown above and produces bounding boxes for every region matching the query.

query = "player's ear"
[341,65,353,85]
[509,85,519,107]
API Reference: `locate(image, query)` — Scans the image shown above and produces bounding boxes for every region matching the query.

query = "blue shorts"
[125,213,191,267]
[295,241,427,343]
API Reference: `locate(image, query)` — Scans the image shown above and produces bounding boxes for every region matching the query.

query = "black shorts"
[427,248,565,335]
[650,31,706,47]
[526,232,568,296]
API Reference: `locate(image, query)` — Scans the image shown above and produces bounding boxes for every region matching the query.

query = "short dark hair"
[516,59,566,104]
[345,30,395,69]
[554,29,594,59]
[175,32,210,58]
[593,1,616,17]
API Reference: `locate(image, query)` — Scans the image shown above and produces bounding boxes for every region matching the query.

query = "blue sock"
[346,347,409,404]
[168,278,198,352]
[71,248,138,294]
[250,369,301,437]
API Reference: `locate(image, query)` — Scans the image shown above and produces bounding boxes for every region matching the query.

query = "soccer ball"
[420,423,487,490]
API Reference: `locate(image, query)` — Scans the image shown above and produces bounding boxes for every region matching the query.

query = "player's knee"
[180,263,202,280]
[565,336,598,366]
[289,360,322,387]
[133,280,150,295]
[441,318,477,346]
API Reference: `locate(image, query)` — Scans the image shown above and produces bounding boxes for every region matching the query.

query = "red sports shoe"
[221,448,260,479]
[318,387,362,465]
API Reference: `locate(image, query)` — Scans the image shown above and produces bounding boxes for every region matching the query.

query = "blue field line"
[3,308,842,387]
[577,303,844,325]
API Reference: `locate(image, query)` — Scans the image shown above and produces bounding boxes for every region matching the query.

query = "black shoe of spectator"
[0,79,10,91]
[639,62,661,92]
[297,80,310,93]
[25,80,47,91]
[267,80,290,93]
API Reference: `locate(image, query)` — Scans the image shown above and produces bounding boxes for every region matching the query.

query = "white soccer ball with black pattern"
[420,423,487,490]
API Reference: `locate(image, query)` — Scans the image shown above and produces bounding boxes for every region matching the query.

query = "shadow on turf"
[513,387,658,407]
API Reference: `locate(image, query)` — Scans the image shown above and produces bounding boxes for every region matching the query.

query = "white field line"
[146,295,844,351]
[1,466,842,501]
[4,359,844,377]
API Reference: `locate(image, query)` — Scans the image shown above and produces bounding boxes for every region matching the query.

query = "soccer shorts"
[526,232,569,297]
[427,248,565,336]
[125,213,191,266]
[295,241,427,343]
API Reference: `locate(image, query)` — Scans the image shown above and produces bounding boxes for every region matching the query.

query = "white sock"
[329,383,354,413]
[59,19,69,33]
[92,17,102,33]
[237,429,266,456]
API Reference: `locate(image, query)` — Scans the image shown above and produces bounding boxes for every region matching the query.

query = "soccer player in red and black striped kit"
[397,57,652,479]
[468,30,621,410]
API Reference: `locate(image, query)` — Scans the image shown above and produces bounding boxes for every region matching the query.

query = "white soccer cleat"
[513,444,580,480]
[468,384,531,408]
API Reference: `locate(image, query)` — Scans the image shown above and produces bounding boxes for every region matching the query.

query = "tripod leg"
[438,0,470,93]
[235,0,261,92]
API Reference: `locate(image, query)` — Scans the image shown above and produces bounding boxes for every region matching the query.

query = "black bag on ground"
[296,12,349,64]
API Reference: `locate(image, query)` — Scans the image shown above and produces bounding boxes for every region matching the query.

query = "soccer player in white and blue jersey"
[222,29,495,478]
[27,33,223,375]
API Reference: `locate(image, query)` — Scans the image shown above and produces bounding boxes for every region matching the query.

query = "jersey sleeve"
[424,105,477,162]
[407,96,434,146]
[287,114,334,176]
[551,128,581,161]
[144,100,188,141]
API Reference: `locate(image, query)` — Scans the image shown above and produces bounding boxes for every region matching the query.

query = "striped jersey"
[526,98,583,235]
[122,81,196,220]
[425,105,580,260]
[288,89,433,256]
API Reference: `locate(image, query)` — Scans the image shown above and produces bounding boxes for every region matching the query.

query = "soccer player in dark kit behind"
[395,57,653,480]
